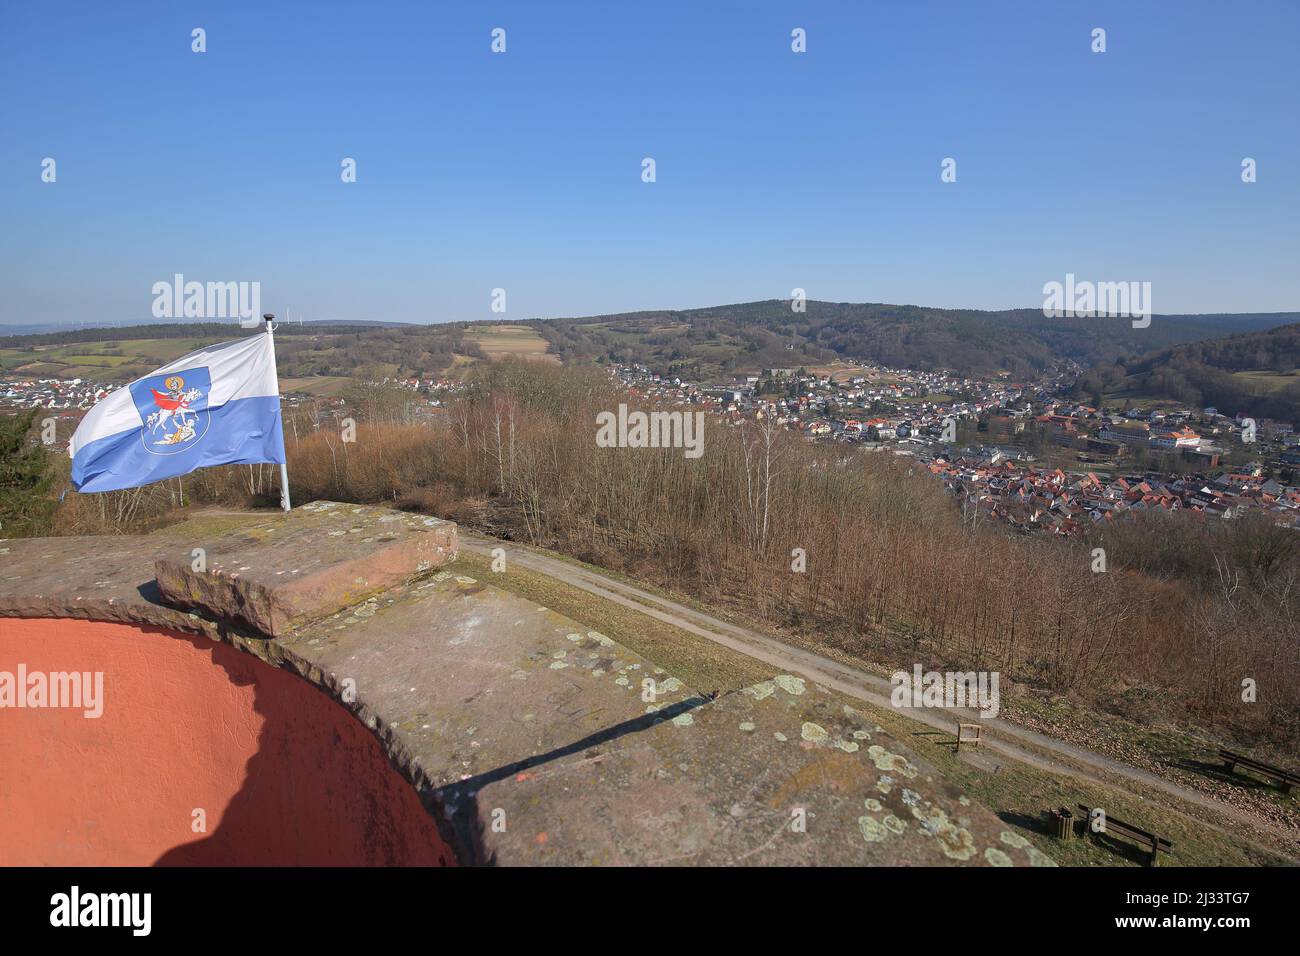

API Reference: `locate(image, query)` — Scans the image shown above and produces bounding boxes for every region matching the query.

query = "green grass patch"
[58,354,134,367]
[0,336,230,382]
[1231,369,1300,392]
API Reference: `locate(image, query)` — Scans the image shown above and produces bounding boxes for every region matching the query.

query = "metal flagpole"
[263,313,292,512]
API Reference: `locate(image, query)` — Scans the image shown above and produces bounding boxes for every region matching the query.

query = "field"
[811,363,864,381]
[465,325,557,363]
[278,376,354,397]
[1231,369,1300,392]
[0,336,226,382]
[1100,381,1188,411]
[0,323,555,385]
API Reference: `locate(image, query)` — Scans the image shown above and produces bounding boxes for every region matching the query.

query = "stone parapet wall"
[0,503,1051,867]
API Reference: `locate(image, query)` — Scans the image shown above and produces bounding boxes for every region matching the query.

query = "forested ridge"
[1073,323,1300,420]
[534,300,1298,379]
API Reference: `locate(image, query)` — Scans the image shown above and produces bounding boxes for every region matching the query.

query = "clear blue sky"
[2,0,1297,326]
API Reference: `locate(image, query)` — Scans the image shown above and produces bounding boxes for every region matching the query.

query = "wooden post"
[956,722,982,753]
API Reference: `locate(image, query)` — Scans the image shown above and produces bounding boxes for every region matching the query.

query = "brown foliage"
[48,360,1300,754]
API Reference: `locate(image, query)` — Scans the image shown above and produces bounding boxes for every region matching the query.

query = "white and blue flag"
[69,332,286,493]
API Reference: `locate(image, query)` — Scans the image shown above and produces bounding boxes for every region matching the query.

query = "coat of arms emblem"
[130,368,212,455]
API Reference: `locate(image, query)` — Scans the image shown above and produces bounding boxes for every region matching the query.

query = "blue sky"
[2,0,1297,326]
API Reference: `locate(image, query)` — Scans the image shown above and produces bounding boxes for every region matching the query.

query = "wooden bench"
[1219,749,1299,794]
[1077,804,1172,866]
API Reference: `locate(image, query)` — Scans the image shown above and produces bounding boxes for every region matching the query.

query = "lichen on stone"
[911,802,977,861]
[984,848,1013,867]
[857,815,889,843]
[867,745,919,778]
[800,721,828,742]
[999,830,1030,849]
[773,674,806,696]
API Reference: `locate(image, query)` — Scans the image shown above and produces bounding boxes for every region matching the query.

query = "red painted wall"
[0,618,455,866]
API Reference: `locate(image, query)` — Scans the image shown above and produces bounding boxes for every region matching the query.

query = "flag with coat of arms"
[69,331,286,494]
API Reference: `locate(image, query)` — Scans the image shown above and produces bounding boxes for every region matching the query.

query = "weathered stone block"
[154,502,456,637]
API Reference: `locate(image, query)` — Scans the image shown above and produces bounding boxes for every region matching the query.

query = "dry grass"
[279,376,353,397]
[465,325,558,363]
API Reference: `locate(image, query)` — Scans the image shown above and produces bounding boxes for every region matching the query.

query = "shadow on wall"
[0,616,454,866]
[153,632,455,866]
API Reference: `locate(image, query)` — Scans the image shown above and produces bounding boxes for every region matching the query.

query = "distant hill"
[7,305,1298,401]
[533,300,1299,380]
[0,318,411,344]
[0,321,473,383]
[1081,323,1300,422]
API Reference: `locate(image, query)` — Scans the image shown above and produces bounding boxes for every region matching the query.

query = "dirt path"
[459,530,1297,852]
